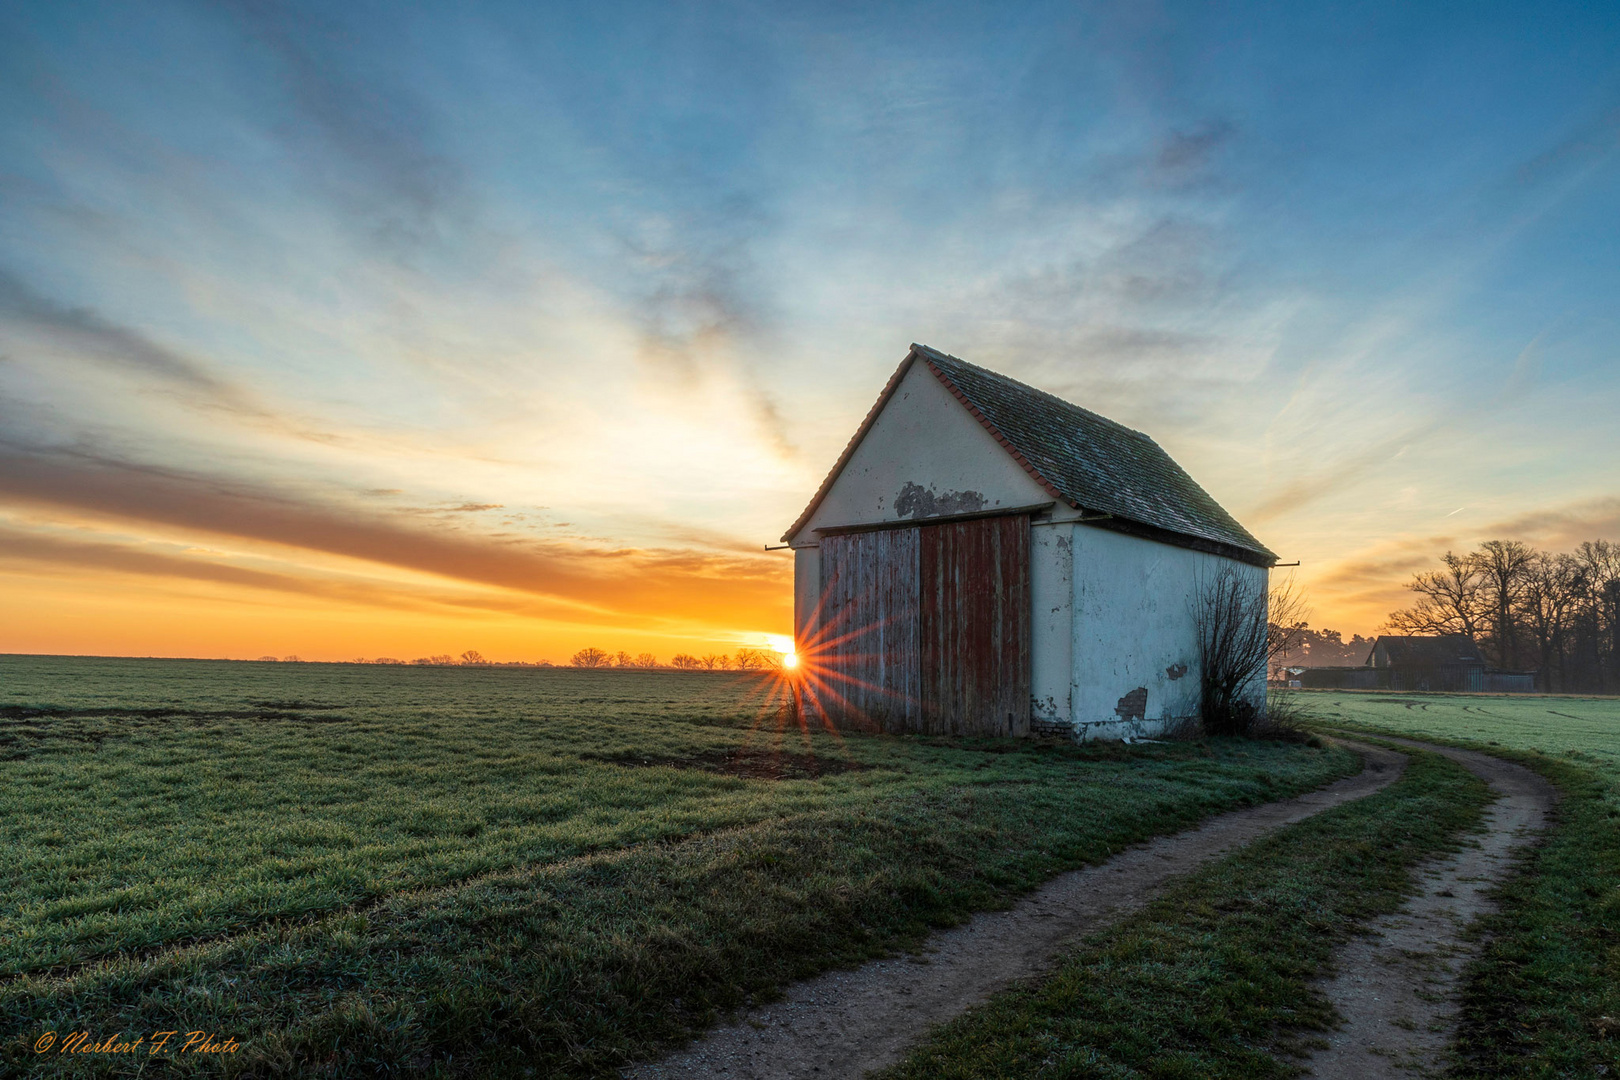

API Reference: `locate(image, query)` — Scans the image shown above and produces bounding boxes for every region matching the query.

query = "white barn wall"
[1030,521,1075,728]
[1068,527,1266,740]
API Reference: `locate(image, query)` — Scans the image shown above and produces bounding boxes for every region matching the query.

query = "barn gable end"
[785,356,1056,545]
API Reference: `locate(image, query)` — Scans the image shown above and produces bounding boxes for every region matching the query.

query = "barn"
[782,344,1278,740]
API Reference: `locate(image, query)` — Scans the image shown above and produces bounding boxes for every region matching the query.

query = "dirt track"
[1303,739,1556,1079]
[627,740,1408,1080]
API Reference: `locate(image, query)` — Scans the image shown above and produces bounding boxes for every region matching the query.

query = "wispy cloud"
[1246,419,1449,525]
[0,268,253,410]
[1479,497,1620,551]
[215,0,471,256]
[1154,119,1237,182]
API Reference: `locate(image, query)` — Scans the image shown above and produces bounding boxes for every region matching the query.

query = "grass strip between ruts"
[874,746,1491,1080]
[1313,722,1620,1079]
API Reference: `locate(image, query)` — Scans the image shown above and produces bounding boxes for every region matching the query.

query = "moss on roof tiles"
[914,344,1275,563]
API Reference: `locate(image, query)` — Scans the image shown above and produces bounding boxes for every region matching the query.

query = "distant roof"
[1370,635,1486,666]
[783,344,1276,566]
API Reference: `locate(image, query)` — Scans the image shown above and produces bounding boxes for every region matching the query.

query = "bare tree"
[716,653,733,669]
[1390,538,1620,693]
[735,647,783,671]
[1387,551,1485,640]
[460,650,487,666]
[1194,568,1302,736]
[670,653,702,669]
[1265,574,1311,678]
[700,653,722,670]
[1575,541,1620,689]
[571,647,611,668]
[633,652,658,669]
[1521,552,1581,690]
[1473,540,1535,668]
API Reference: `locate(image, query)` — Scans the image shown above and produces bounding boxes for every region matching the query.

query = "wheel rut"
[1302,738,1557,1079]
[627,740,1407,1080]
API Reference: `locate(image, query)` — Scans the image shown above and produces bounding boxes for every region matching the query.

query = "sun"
[766,634,798,669]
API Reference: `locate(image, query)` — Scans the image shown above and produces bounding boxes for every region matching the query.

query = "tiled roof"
[784,345,1276,565]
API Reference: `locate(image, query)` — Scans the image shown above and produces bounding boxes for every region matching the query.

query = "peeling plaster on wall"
[1073,717,1167,741]
[1165,663,1188,680]
[894,482,987,520]
[1114,687,1149,722]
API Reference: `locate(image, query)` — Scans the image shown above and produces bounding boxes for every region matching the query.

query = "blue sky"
[1,0,1617,658]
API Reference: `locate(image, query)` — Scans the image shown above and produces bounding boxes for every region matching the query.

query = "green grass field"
[1292,689,1620,776]
[1295,689,1620,1078]
[0,656,1358,1077]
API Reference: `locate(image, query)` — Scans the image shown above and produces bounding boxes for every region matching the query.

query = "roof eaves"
[1079,514,1277,568]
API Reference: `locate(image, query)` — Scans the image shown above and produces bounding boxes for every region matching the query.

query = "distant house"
[781,344,1277,740]
[1297,634,1535,693]
[1368,635,1486,692]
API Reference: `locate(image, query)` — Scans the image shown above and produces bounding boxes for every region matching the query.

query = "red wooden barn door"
[918,514,1031,736]
[817,514,1030,736]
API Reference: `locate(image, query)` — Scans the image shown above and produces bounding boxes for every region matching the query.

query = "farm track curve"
[627,738,1410,1080]
[1302,737,1557,1079]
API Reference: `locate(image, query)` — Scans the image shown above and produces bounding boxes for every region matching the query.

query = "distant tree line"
[1387,539,1620,692]
[338,652,557,667]
[568,646,782,670]
[1269,626,1376,672]
[267,647,786,670]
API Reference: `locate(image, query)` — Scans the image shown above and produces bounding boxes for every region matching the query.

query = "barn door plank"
[818,529,919,731]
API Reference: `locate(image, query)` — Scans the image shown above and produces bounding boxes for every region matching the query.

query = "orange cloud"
[0,446,788,619]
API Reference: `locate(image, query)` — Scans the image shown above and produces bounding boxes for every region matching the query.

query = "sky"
[1,0,1617,663]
